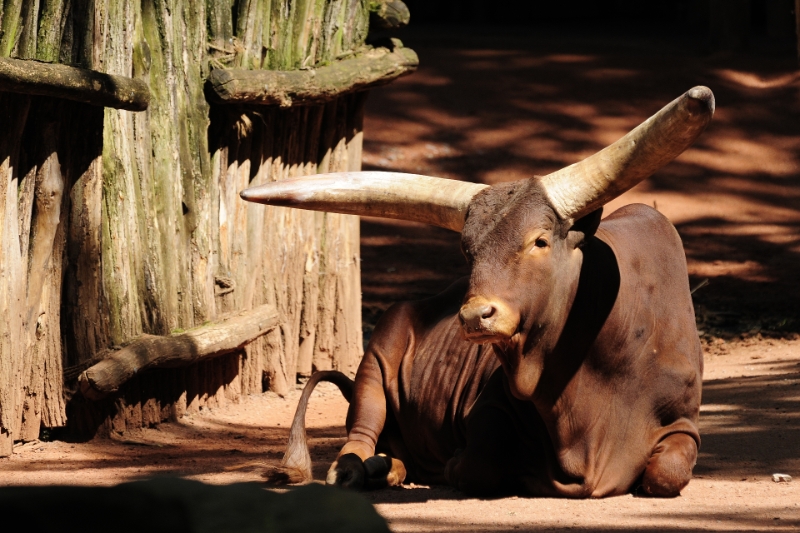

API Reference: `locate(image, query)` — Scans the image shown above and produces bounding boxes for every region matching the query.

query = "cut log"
[368,0,411,30]
[78,305,280,400]
[206,44,418,106]
[0,57,150,111]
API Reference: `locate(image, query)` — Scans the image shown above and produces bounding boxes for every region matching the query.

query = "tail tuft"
[267,371,354,485]
[263,465,311,485]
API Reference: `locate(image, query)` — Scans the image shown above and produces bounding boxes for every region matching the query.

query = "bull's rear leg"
[639,433,698,497]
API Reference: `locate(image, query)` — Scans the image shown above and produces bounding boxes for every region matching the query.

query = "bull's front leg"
[639,433,698,497]
[444,371,529,496]
[327,304,413,490]
[326,348,386,489]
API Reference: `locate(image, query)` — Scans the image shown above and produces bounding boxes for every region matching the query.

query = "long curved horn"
[240,172,488,232]
[540,86,715,221]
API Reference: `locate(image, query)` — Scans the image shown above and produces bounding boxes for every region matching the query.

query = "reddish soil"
[2,26,799,532]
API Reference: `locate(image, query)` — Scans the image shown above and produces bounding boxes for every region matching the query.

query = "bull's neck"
[530,237,620,416]
[490,248,585,403]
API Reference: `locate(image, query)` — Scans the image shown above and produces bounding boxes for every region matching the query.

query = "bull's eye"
[524,235,549,254]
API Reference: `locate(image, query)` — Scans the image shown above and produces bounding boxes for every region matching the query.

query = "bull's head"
[241,87,714,397]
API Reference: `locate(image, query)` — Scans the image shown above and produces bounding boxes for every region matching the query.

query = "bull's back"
[597,204,700,365]
[597,203,692,292]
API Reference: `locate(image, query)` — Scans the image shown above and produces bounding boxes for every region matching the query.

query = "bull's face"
[459,180,600,398]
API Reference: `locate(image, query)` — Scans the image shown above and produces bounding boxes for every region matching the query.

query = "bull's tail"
[264,370,354,484]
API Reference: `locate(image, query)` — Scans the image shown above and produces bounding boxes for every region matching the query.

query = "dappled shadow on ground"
[360,218,467,341]
[697,368,800,479]
[0,421,346,482]
[360,25,800,335]
[384,512,799,533]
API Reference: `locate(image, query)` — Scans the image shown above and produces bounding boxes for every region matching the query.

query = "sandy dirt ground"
[2,26,800,532]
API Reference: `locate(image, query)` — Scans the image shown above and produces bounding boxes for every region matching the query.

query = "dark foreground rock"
[0,477,390,533]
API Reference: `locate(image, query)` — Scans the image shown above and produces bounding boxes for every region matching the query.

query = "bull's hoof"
[364,454,391,478]
[326,453,366,490]
[364,454,407,489]
[327,453,407,491]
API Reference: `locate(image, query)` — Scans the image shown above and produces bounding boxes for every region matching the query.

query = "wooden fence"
[0,0,414,455]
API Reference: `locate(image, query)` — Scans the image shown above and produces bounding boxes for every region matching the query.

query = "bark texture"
[207,44,417,106]
[0,0,398,453]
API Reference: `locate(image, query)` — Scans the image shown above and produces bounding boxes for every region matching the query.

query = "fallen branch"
[0,57,150,111]
[78,304,279,400]
[207,44,418,107]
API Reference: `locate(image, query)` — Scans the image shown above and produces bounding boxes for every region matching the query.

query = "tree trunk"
[0,0,414,453]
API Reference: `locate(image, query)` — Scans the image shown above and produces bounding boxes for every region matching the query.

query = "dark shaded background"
[359,1,800,344]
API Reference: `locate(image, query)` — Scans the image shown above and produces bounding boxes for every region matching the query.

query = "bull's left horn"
[540,86,715,221]
[240,172,488,232]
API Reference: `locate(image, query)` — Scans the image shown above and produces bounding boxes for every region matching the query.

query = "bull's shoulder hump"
[601,203,672,227]
[597,204,681,246]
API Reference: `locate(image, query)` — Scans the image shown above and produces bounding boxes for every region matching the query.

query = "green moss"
[0,0,24,57]
[36,0,65,62]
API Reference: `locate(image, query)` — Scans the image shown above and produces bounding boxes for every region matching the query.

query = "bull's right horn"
[540,86,715,221]
[240,172,488,232]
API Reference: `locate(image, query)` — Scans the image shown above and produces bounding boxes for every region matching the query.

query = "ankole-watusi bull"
[241,87,713,497]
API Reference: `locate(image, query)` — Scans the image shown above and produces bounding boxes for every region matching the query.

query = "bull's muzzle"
[458,297,518,343]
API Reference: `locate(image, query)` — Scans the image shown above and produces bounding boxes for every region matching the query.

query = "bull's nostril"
[479,305,496,320]
[460,298,518,340]
[460,302,498,326]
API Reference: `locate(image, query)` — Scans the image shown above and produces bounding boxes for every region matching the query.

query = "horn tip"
[687,86,715,116]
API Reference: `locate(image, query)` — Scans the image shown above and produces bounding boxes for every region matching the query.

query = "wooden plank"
[78,304,280,400]
[0,57,150,110]
[207,44,418,106]
[0,93,30,454]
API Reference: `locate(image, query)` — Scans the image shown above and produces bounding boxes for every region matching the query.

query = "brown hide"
[338,198,701,497]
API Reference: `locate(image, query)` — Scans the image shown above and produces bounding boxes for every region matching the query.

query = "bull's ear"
[566,207,603,249]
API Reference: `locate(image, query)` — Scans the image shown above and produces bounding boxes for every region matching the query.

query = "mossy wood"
[208,45,418,106]
[0,0,412,455]
[0,57,149,111]
[368,0,411,30]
